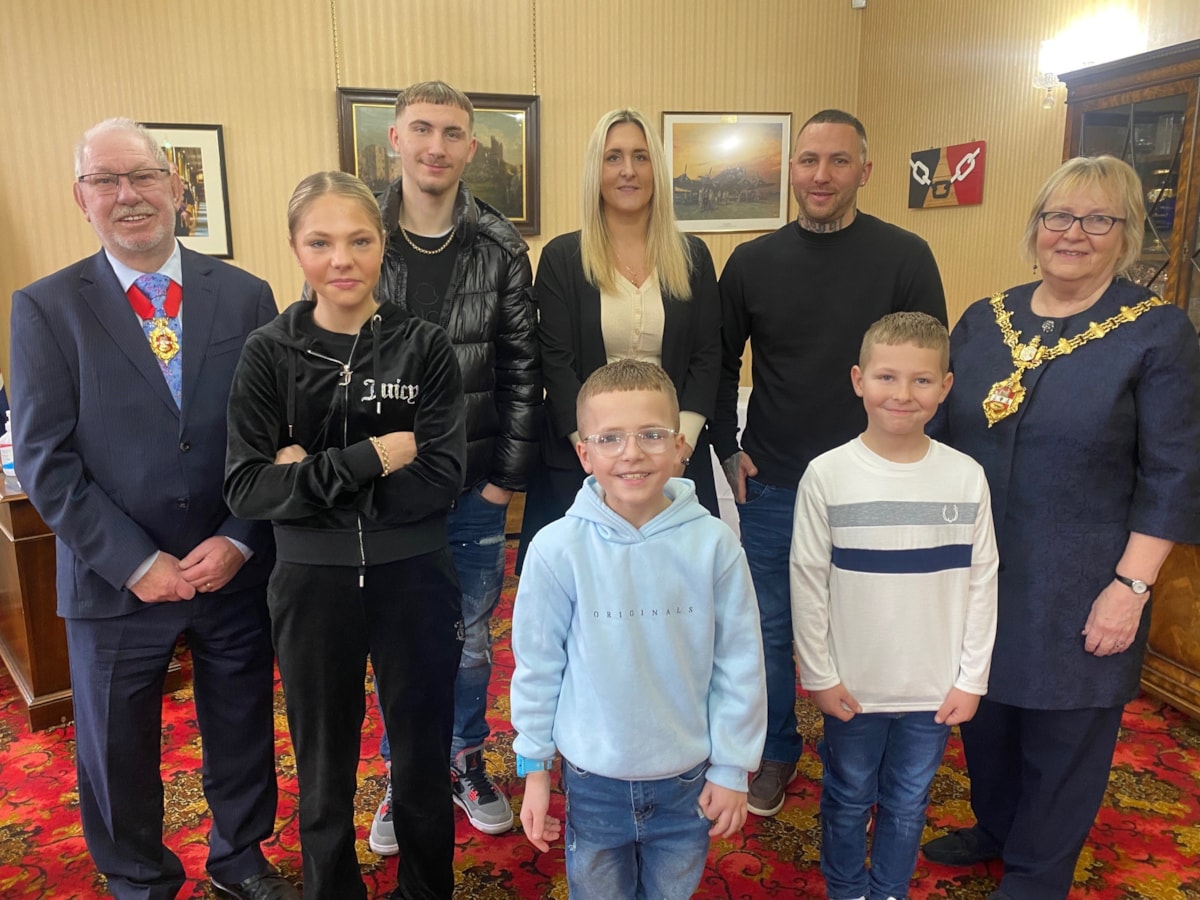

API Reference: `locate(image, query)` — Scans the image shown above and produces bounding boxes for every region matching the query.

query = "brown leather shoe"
[746,759,798,816]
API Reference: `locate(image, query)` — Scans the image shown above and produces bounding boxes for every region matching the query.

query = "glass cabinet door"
[1077,90,1191,305]
[1187,165,1200,334]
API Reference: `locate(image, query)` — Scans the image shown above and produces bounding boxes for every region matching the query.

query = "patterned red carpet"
[2,546,1199,898]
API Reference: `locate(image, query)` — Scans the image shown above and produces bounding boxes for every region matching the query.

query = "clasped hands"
[130,536,246,603]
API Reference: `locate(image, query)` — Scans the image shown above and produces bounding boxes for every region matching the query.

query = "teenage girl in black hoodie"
[225,171,466,900]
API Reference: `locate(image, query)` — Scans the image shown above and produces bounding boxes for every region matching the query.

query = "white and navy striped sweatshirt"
[790,437,998,712]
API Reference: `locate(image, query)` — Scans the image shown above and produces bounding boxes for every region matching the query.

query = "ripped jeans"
[819,711,950,900]
[379,481,508,763]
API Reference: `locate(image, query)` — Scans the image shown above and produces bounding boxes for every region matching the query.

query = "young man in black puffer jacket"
[369,80,541,847]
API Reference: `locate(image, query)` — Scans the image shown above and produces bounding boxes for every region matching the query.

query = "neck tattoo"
[399,224,456,255]
[798,216,847,234]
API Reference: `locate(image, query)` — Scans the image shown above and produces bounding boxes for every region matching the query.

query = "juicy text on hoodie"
[224,298,466,566]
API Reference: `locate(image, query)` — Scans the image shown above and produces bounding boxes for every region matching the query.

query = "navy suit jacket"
[10,245,277,619]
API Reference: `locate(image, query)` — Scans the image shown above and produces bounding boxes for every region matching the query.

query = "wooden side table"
[0,485,71,729]
[0,484,183,731]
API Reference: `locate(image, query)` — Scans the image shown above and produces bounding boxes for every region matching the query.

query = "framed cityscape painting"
[141,122,234,257]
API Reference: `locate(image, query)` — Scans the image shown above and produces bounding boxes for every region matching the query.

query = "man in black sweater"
[711,109,947,818]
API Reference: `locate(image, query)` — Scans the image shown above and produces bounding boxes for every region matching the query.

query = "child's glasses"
[581,429,677,457]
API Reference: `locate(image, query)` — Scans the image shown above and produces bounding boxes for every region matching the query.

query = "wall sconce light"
[1032,71,1060,109]
[1035,11,1146,108]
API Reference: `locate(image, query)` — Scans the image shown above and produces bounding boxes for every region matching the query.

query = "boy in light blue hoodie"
[511,359,767,900]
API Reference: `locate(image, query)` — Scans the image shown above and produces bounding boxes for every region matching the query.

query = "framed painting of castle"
[337,88,541,235]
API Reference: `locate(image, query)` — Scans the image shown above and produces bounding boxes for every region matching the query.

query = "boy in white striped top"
[789,312,998,900]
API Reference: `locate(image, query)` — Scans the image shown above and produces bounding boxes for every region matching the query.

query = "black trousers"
[269,549,463,900]
[66,589,277,900]
[960,698,1125,900]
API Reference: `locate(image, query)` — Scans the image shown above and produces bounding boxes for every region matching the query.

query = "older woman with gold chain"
[922,155,1200,900]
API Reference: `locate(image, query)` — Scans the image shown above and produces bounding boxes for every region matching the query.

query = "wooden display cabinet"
[1062,40,1200,719]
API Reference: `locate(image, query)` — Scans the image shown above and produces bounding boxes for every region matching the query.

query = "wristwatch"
[516,754,555,777]
[1114,573,1151,595]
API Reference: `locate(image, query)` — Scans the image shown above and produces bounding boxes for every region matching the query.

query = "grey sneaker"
[746,759,798,817]
[368,763,398,856]
[450,746,514,835]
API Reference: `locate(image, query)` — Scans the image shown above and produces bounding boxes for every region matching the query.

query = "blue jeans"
[380,482,508,763]
[737,477,803,765]
[819,711,950,900]
[562,759,711,900]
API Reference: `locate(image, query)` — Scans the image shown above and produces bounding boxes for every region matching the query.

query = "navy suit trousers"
[66,587,276,900]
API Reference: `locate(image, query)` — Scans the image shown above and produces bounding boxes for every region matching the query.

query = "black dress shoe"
[922,827,1001,866]
[212,869,300,900]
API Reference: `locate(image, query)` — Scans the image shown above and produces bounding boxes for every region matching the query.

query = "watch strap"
[516,754,555,777]
[1114,572,1151,594]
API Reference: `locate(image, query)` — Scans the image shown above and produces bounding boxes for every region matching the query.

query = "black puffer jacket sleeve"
[488,244,540,491]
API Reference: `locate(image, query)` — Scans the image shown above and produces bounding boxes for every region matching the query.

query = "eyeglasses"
[581,428,677,457]
[77,168,170,194]
[1038,211,1124,235]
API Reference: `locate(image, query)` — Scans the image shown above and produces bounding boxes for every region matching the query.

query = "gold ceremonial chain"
[982,291,1165,427]
[399,225,456,255]
[148,319,180,362]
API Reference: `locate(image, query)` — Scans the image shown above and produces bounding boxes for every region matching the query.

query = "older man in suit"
[9,118,296,900]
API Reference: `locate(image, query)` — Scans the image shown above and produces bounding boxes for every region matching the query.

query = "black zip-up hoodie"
[224,298,465,568]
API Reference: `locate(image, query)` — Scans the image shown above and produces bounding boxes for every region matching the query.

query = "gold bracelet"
[369,436,390,476]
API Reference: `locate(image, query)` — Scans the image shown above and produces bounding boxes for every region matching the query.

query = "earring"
[1033,263,1039,274]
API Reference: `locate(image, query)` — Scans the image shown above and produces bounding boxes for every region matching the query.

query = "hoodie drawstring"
[371,313,383,415]
[286,351,296,438]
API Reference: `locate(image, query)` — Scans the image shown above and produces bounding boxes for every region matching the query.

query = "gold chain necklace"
[982,290,1165,427]
[612,246,646,284]
[399,224,456,256]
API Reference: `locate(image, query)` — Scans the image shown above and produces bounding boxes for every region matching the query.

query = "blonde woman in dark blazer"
[518,108,721,565]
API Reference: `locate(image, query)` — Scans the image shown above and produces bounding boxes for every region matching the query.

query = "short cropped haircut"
[796,109,868,160]
[859,311,949,372]
[394,80,474,131]
[1021,155,1145,277]
[576,359,680,431]
[74,117,168,177]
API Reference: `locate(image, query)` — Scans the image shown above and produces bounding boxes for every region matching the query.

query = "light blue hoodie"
[511,476,766,792]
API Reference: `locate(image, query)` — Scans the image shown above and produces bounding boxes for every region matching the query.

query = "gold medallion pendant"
[983,373,1027,426]
[148,318,180,362]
